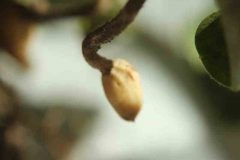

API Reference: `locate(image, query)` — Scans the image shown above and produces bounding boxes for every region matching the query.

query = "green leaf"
[195,12,231,88]
[216,0,240,91]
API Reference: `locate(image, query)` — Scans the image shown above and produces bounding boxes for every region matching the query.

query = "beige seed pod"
[102,59,143,121]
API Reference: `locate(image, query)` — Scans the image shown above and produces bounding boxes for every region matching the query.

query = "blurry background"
[0,0,239,160]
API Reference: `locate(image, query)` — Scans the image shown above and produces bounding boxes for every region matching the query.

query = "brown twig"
[0,0,98,67]
[9,0,98,22]
[82,0,146,74]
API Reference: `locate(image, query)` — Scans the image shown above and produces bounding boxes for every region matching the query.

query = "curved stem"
[82,0,146,74]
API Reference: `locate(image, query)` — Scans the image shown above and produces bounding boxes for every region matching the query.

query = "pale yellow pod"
[102,59,143,121]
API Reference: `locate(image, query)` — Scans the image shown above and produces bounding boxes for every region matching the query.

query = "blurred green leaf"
[195,12,232,89]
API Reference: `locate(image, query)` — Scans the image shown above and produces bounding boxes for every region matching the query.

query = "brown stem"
[82,0,146,74]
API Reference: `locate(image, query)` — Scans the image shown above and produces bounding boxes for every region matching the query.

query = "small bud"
[102,59,143,121]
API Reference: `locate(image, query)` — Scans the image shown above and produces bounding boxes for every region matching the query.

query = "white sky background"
[0,0,225,160]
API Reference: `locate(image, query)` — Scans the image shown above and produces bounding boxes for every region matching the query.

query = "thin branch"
[11,0,98,22]
[82,0,146,74]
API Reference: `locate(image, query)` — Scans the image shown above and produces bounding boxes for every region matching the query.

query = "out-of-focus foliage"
[0,81,97,160]
[0,1,36,67]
